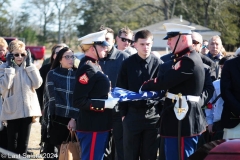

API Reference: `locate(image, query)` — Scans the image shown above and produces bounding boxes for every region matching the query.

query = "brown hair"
[50,43,68,64]
[99,25,114,35]
[134,30,153,42]
[117,26,133,38]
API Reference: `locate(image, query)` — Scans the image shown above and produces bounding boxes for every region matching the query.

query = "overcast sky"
[10,0,24,11]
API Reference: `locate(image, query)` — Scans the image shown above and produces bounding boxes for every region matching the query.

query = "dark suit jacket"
[220,56,240,128]
[200,54,216,81]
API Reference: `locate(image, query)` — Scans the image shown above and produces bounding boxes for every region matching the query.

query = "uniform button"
[96,108,98,110]
[91,107,94,109]
[101,108,103,110]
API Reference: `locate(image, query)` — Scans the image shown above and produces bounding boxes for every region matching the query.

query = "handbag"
[59,131,81,160]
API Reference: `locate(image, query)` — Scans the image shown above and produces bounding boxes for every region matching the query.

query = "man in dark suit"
[191,32,216,81]
[220,55,240,138]
[117,30,162,160]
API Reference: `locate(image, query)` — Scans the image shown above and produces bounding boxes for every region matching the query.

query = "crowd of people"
[0,22,240,160]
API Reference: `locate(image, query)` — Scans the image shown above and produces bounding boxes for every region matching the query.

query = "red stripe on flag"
[181,137,184,160]
[90,132,97,160]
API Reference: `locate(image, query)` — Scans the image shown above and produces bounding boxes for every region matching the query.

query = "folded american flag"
[111,87,165,102]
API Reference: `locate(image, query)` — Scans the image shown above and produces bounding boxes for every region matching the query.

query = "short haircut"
[0,37,8,48]
[78,44,93,53]
[134,30,153,42]
[203,40,208,43]
[8,40,25,53]
[219,55,235,65]
[118,26,133,37]
[99,25,114,35]
[209,35,222,44]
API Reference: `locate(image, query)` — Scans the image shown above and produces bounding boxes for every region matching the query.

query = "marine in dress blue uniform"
[141,23,207,160]
[73,30,118,160]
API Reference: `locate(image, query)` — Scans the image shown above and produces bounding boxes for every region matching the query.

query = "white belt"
[166,92,200,102]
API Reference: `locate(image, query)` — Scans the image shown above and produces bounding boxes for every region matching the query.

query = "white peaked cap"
[163,23,196,40]
[78,30,109,46]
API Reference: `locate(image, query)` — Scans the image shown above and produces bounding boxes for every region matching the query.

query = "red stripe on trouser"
[90,132,97,160]
[181,137,184,160]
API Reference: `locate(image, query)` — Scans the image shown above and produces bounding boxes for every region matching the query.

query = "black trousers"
[7,117,32,154]
[122,108,159,160]
[0,126,8,160]
[112,112,124,160]
[0,126,8,149]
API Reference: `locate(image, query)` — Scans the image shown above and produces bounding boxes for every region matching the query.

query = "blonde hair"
[221,47,227,57]
[0,37,8,48]
[8,40,25,53]
[78,44,93,53]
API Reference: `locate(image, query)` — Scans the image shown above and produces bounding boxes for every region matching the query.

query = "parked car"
[3,37,45,60]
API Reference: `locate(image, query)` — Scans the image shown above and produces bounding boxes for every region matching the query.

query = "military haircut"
[134,30,153,42]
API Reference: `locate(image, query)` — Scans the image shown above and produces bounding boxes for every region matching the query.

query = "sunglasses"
[13,53,26,57]
[202,45,207,49]
[192,40,200,45]
[63,55,75,60]
[120,37,132,43]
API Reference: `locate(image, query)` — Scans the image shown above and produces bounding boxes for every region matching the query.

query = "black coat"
[161,52,216,81]
[220,56,240,128]
[159,53,214,108]
[73,56,112,131]
[142,49,207,136]
[200,54,216,81]
[116,54,162,129]
[36,63,52,110]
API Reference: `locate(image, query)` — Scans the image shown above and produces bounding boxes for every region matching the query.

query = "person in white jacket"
[0,39,42,155]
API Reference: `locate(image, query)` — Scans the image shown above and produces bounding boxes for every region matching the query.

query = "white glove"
[105,98,119,109]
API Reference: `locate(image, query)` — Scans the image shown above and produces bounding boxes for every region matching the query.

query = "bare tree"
[53,0,79,44]
[29,0,55,44]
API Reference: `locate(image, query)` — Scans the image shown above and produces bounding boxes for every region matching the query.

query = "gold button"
[96,108,98,110]
[91,107,94,109]
[101,108,103,110]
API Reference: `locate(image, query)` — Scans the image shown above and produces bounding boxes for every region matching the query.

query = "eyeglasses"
[13,53,26,57]
[202,45,207,49]
[120,37,132,43]
[192,40,200,45]
[63,55,75,60]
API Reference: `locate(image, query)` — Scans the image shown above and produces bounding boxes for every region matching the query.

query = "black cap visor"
[94,41,109,46]
[163,32,180,40]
